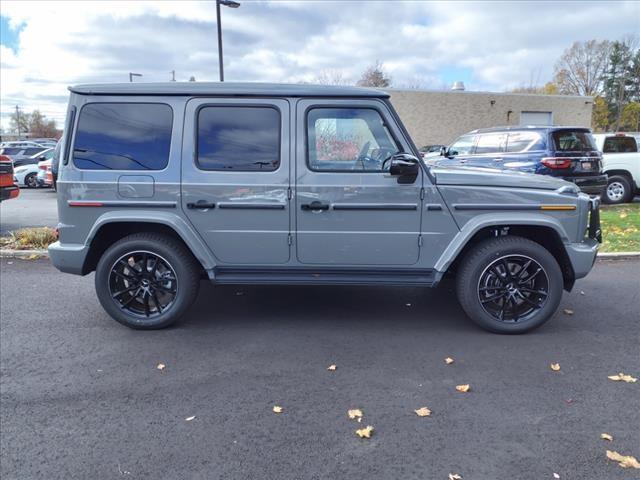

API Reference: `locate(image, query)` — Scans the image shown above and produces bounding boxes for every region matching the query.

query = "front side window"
[474,133,507,154]
[197,106,280,171]
[448,135,476,156]
[73,103,173,170]
[506,132,545,153]
[307,108,399,172]
[603,136,637,153]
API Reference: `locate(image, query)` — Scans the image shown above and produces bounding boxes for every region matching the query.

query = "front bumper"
[48,241,90,275]
[564,174,608,196]
[565,197,601,280]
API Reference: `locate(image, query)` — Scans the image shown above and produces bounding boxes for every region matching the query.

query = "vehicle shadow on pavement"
[182,279,475,333]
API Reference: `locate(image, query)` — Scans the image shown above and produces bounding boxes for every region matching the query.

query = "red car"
[0,154,19,202]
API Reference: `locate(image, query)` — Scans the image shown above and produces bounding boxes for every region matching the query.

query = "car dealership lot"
[1,258,638,479]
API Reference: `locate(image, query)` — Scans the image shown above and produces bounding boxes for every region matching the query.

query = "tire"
[602,175,632,204]
[95,233,201,329]
[456,236,563,334]
[24,173,37,188]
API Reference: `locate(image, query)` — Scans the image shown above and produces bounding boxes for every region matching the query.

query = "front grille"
[588,198,602,243]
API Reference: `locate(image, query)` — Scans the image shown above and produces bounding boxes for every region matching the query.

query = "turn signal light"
[541,157,573,169]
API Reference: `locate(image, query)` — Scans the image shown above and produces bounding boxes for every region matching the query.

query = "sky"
[1,0,639,133]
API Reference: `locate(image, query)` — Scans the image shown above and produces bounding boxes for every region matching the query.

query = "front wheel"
[456,236,563,334]
[95,233,201,329]
[24,173,38,188]
[602,175,632,204]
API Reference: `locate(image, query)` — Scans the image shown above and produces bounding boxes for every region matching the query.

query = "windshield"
[552,130,597,152]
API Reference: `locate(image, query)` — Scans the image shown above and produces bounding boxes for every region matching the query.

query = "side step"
[212,267,438,286]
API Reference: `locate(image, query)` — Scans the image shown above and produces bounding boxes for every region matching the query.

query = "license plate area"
[581,161,593,171]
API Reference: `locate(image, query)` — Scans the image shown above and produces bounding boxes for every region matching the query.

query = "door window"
[197,106,280,171]
[307,108,399,172]
[602,136,637,153]
[474,133,507,154]
[448,135,476,156]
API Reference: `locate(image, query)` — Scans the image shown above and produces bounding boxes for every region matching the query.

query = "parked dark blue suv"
[430,126,607,195]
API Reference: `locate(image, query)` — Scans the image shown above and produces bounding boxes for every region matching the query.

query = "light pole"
[216,0,240,82]
[129,72,142,82]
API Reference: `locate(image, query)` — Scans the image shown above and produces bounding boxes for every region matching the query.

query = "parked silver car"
[49,83,601,333]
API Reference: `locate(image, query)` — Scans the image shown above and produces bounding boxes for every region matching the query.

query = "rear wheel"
[95,233,201,329]
[24,173,37,188]
[602,175,632,204]
[456,236,563,334]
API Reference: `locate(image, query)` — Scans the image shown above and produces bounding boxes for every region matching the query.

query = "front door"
[181,98,291,264]
[295,99,422,266]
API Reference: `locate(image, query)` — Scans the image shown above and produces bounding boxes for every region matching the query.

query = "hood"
[430,165,570,191]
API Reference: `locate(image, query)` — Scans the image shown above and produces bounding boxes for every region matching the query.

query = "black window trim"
[194,103,282,173]
[304,104,403,174]
[62,106,76,165]
[72,101,174,172]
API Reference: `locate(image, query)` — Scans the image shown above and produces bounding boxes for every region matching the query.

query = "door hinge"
[420,187,425,200]
[288,233,292,245]
[287,187,292,201]
[418,235,423,247]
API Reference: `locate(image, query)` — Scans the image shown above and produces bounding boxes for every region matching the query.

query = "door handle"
[187,200,216,210]
[493,158,504,162]
[301,201,330,211]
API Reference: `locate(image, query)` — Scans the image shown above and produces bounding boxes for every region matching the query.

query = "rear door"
[295,99,422,266]
[181,98,291,265]
[548,129,602,176]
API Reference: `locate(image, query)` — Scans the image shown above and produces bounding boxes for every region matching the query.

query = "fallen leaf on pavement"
[348,409,363,420]
[580,291,585,295]
[414,407,431,417]
[327,364,337,371]
[185,416,195,421]
[606,450,640,469]
[550,363,561,372]
[273,405,283,413]
[607,373,637,383]
[563,309,574,315]
[601,433,613,441]
[156,363,166,371]
[553,473,560,479]
[449,474,462,480]
[355,425,374,438]
[444,357,454,364]
[455,384,470,393]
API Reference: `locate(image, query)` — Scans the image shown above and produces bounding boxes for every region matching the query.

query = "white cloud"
[1,0,638,132]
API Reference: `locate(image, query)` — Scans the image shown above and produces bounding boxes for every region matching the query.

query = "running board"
[211,267,438,286]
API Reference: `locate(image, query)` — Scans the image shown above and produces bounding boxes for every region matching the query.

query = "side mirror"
[38,155,46,161]
[439,146,447,156]
[389,153,420,183]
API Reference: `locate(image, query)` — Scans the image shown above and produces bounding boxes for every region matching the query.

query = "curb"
[2,249,640,260]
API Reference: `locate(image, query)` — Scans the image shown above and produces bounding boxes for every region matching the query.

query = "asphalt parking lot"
[1,257,638,479]
[0,188,58,234]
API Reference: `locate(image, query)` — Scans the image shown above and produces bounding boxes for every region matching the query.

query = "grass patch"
[599,202,640,252]
[0,227,57,250]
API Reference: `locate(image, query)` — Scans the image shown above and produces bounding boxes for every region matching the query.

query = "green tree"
[591,96,610,132]
[603,39,637,130]
[619,102,640,131]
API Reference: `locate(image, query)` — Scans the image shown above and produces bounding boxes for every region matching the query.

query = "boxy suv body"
[49,83,601,333]
[432,126,607,196]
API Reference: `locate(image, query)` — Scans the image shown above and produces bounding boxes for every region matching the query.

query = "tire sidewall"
[603,175,631,204]
[25,173,37,188]
[95,236,197,329]
[458,238,563,334]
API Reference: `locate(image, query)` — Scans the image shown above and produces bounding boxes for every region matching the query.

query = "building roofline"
[384,87,593,101]
[69,82,390,98]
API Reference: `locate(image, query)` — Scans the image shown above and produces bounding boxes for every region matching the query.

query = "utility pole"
[170,70,176,82]
[129,72,142,82]
[15,105,21,138]
[216,0,241,82]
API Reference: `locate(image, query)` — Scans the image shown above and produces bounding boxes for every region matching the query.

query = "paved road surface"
[1,258,639,479]
[0,188,58,234]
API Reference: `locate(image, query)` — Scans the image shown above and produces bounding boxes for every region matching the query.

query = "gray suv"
[49,83,601,334]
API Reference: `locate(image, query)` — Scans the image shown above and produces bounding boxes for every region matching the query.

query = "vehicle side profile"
[429,126,607,196]
[49,83,601,333]
[592,133,640,204]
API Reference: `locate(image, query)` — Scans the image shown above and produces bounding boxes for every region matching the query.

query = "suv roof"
[469,125,591,134]
[69,82,389,99]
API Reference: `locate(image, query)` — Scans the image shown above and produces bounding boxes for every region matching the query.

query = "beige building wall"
[387,89,593,147]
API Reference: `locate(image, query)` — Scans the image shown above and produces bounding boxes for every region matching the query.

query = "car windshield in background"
[552,130,597,152]
[603,136,637,153]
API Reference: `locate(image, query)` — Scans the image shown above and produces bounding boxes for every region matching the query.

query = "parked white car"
[13,163,40,188]
[593,133,640,204]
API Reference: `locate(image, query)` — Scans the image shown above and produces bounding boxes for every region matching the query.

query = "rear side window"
[73,103,173,170]
[603,136,637,153]
[552,130,597,152]
[506,132,545,152]
[474,133,507,154]
[197,106,280,171]
[448,135,476,156]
